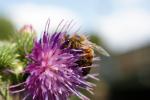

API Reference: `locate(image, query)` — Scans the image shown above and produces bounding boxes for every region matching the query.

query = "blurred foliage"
[0,45,16,69]
[0,22,35,99]
[14,32,34,66]
[0,17,15,40]
[89,34,102,45]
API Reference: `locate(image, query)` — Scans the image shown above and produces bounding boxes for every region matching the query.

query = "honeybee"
[63,34,109,76]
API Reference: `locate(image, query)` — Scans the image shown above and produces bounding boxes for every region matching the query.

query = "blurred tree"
[0,17,15,40]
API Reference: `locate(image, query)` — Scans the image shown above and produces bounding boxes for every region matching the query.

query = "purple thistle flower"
[24,32,94,100]
[10,20,102,100]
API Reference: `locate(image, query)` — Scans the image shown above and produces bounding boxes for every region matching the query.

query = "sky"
[0,0,150,53]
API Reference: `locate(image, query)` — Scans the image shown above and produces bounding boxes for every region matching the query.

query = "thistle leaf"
[0,44,16,69]
[14,31,34,65]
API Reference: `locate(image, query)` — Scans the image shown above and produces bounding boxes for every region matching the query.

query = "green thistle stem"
[5,84,9,100]
[4,82,11,100]
[0,90,5,99]
[0,82,10,100]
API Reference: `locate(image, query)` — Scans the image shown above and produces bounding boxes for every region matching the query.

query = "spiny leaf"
[14,32,34,65]
[0,44,16,69]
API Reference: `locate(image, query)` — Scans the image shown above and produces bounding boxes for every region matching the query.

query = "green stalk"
[4,82,11,100]
[0,90,5,99]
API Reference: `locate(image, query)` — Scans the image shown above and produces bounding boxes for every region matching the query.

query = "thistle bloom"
[19,24,35,34]
[10,21,102,100]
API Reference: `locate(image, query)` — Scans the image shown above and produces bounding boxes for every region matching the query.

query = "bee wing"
[91,43,110,57]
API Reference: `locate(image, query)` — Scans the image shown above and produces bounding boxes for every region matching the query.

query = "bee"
[63,34,109,76]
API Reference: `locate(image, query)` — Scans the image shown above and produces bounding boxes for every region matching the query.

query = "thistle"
[10,20,108,100]
[14,25,35,65]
